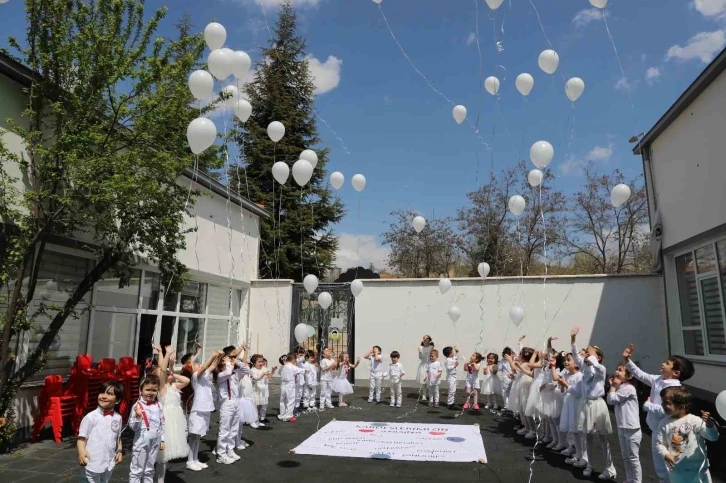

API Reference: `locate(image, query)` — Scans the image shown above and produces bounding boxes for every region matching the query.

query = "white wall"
[352,275,667,384]
[248,280,293,363]
[649,69,726,250]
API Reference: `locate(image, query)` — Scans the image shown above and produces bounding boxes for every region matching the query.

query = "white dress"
[524,367,545,417]
[250,367,270,406]
[480,365,501,395]
[559,371,584,433]
[331,363,354,395]
[417,345,432,383]
[238,375,259,424]
[158,385,188,462]
[538,368,565,418]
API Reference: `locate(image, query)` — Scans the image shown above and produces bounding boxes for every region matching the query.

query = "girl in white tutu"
[417,335,434,401]
[249,355,277,425]
[507,343,536,437]
[571,327,616,480]
[332,352,360,407]
[462,352,483,410]
[538,351,566,449]
[150,344,190,483]
[520,349,548,440]
[480,353,501,409]
[498,347,515,408]
[553,352,584,461]
[236,360,258,436]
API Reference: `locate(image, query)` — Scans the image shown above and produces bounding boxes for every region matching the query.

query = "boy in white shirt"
[303,350,318,410]
[363,346,384,403]
[319,346,337,409]
[383,351,405,408]
[425,349,443,407]
[607,363,642,483]
[186,349,224,472]
[294,347,307,416]
[623,344,695,483]
[443,346,459,409]
[278,353,306,421]
[129,374,165,483]
[77,381,124,483]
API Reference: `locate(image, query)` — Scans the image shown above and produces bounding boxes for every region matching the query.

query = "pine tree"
[232,1,344,281]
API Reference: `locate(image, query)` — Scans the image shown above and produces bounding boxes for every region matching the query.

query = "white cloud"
[645,66,661,84]
[334,234,390,271]
[666,30,726,63]
[466,32,477,46]
[692,0,726,18]
[559,154,585,176]
[572,8,608,28]
[559,144,613,176]
[587,144,613,161]
[305,54,342,95]
[614,76,638,92]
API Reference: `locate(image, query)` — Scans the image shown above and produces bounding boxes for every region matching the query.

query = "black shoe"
[260,418,270,423]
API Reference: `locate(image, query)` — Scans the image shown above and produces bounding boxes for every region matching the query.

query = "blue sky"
[2,0,726,270]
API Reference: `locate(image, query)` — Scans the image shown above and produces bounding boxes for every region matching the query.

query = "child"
[464,352,483,409]
[498,347,514,409]
[507,345,535,437]
[443,346,459,409]
[235,351,257,444]
[554,352,584,459]
[279,353,305,421]
[522,349,549,440]
[180,341,201,414]
[250,354,277,425]
[332,353,359,407]
[129,374,165,483]
[474,352,504,411]
[383,351,405,407]
[214,346,246,464]
[77,381,125,483]
[425,348,443,407]
[319,346,337,409]
[607,363,642,483]
[302,350,318,410]
[186,349,223,472]
[294,346,307,415]
[656,386,719,483]
[417,335,434,401]
[364,346,384,403]
[623,344,695,483]
[571,327,616,480]
[539,351,566,449]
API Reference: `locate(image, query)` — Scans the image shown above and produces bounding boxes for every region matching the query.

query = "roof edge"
[634,46,726,155]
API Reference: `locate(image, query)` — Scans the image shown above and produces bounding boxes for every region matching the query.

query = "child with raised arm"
[607,362,642,483]
[332,352,360,407]
[623,344,695,483]
[464,352,483,410]
[77,381,124,483]
[319,346,337,409]
[186,349,224,472]
[384,351,405,407]
[364,346,384,403]
[425,349,443,407]
[302,350,319,410]
[278,353,306,422]
[129,374,165,483]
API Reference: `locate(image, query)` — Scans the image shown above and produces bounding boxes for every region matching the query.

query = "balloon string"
[526,0,568,83]
[601,11,638,133]
[223,108,237,343]
[300,187,304,282]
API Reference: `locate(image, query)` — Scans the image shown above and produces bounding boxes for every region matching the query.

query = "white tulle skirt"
[576,398,612,434]
[331,377,354,395]
[506,374,532,413]
[161,405,188,461]
[238,396,259,424]
[559,394,580,433]
[538,387,565,418]
[480,374,500,395]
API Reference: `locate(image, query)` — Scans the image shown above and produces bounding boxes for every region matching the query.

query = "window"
[674,236,726,360]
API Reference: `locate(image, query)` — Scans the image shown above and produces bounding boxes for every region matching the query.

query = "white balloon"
[589,0,608,8]
[188,70,214,101]
[330,171,344,190]
[234,99,252,122]
[294,323,308,343]
[318,291,332,310]
[351,174,366,192]
[303,274,319,294]
[292,159,313,187]
[306,324,316,338]
[515,73,534,96]
[208,49,232,80]
[231,50,252,79]
[565,77,585,102]
[611,184,632,208]
[485,0,504,9]
[271,161,290,185]
[477,262,491,279]
[538,49,560,75]
[300,149,318,169]
[204,22,227,51]
[716,390,726,420]
[351,279,364,297]
[528,169,543,188]
[508,195,526,217]
[372,0,382,3]
[510,306,525,326]
[530,140,554,169]
[452,105,467,124]
[448,305,461,323]
[439,278,452,294]
[413,216,426,233]
[222,85,239,106]
[484,76,500,96]
[267,121,285,143]
[187,117,217,154]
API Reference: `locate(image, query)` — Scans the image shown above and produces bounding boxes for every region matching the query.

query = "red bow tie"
[102,410,114,417]
[143,401,157,406]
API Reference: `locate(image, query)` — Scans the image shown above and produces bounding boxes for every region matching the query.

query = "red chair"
[117,356,141,422]
[31,375,77,443]
[97,358,116,374]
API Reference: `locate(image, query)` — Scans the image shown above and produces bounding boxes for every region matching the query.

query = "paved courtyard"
[1,385,724,483]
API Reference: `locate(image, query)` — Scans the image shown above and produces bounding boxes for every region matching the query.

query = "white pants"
[651,428,669,483]
[129,432,161,483]
[217,399,239,454]
[369,373,382,401]
[618,428,642,483]
[279,382,296,420]
[390,378,402,404]
[573,431,586,461]
[427,383,440,403]
[294,383,304,408]
[80,468,112,483]
[583,432,615,474]
[303,384,317,408]
[258,404,268,420]
[446,376,457,405]
[320,380,333,407]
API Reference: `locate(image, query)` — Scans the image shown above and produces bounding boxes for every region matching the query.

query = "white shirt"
[606,383,641,429]
[304,362,318,385]
[296,356,306,385]
[130,399,164,441]
[386,362,405,381]
[564,371,584,397]
[320,358,335,381]
[498,360,513,382]
[191,369,215,412]
[426,360,443,384]
[280,363,304,384]
[78,407,122,473]
[217,362,239,401]
[572,344,606,399]
[626,360,681,431]
[369,355,383,374]
[466,363,480,385]
[445,356,458,379]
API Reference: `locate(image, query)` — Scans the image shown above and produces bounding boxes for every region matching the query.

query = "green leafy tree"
[232,1,344,281]
[0,0,213,438]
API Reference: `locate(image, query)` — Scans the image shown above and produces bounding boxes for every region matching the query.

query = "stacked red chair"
[30,375,77,443]
[117,356,141,422]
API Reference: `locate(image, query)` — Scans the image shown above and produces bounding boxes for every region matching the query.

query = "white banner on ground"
[292,420,487,463]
